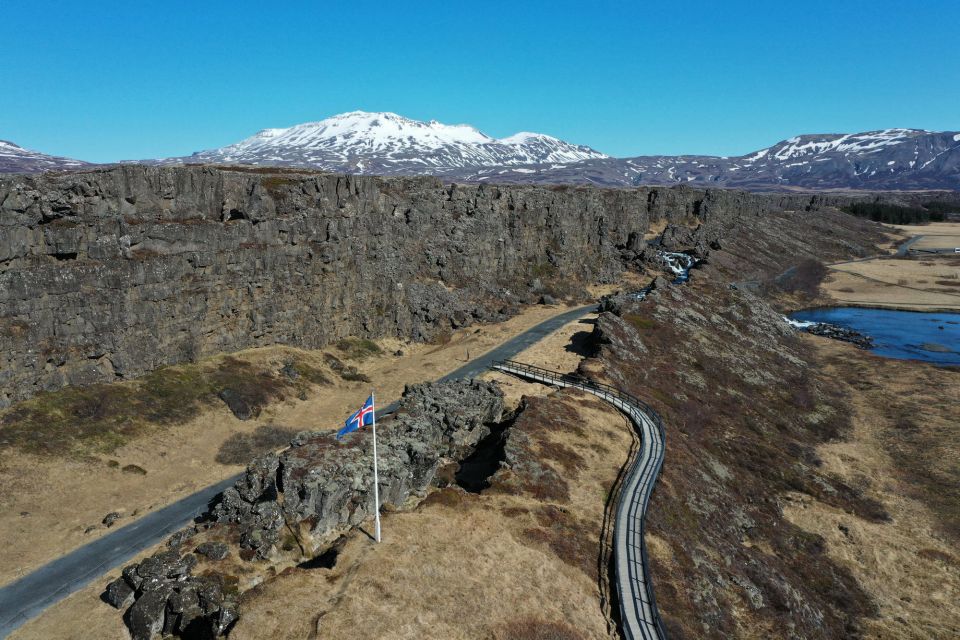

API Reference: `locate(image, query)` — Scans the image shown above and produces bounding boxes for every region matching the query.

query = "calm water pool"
[789,307,960,366]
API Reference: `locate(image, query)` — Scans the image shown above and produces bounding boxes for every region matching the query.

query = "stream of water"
[658,251,697,284]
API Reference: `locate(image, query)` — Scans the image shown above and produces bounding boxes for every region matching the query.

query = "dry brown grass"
[523,504,601,581]
[0,355,309,458]
[889,222,960,251]
[0,303,594,589]
[783,337,960,640]
[493,618,588,640]
[824,254,960,311]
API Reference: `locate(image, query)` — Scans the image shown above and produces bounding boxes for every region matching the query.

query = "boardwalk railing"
[492,360,668,640]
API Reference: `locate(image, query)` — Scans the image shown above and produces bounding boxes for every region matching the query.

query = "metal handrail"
[492,359,668,640]
[494,359,666,438]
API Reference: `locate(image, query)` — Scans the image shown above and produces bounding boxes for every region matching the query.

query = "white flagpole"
[371,390,381,543]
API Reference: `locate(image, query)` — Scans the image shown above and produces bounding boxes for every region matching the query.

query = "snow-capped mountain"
[4,118,956,191]
[456,129,960,190]
[163,118,957,189]
[0,140,91,174]
[169,111,608,173]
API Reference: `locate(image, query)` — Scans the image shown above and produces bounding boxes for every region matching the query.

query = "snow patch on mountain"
[226,112,493,156]
[446,128,960,191]
[0,140,91,173]
[181,111,608,173]
[763,129,929,162]
[0,140,24,154]
[500,132,555,144]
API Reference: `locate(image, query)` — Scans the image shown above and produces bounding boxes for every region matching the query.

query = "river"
[789,307,960,366]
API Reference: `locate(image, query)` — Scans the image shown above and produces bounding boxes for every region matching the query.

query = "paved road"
[825,237,919,266]
[781,234,921,270]
[493,361,667,640]
[895,234,924,257]
[909,247,960,255]
[821,233,958,266]
[839,233,960,260]
[0,304,596,638]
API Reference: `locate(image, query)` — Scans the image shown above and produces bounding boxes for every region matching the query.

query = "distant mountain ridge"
[163,111,608,173]
[0,140,91,174]
[462,128,960,190]
[3,113,958,191]
[160,116,960,190]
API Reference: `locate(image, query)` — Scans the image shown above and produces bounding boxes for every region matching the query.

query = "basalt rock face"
[800,322,874,349]
[210,379,505,558]
[0,165,775,407]
[104,548,238,640]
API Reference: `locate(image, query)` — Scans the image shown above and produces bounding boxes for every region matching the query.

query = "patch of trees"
[921,201,960,216]
[842,201,946,224]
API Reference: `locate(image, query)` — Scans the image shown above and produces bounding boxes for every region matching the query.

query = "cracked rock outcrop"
[211,379,505,558]
[103,379,504,638]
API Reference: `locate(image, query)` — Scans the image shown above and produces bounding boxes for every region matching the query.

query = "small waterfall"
[657,251,697,283]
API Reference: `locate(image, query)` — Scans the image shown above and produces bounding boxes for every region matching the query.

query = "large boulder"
[103,577,135,609]
[218,388,256,420]
[195,541,230,561]
[123,589,170,640]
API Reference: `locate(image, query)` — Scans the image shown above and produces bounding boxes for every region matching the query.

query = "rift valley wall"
[0,165,773,406]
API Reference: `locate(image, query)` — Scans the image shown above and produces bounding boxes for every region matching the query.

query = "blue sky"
[2,1,958,162]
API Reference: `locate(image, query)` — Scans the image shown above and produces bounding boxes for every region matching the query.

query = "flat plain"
[822,222,960,311]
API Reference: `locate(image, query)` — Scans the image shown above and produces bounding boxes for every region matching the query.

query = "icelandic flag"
[337,394,375,440]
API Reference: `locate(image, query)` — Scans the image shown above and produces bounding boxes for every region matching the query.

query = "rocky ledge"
[104,379,505,638]
[802,322,874,349]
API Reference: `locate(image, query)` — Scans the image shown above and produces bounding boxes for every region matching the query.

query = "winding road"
[493,360,667,640]
[895,234,924,257]
[0,304,596,638]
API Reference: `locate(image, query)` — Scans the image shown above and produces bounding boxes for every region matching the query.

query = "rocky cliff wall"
[765,190,960,212]
[0,165,773,406]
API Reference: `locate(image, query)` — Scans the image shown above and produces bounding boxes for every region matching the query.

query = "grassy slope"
[589,278,882,638]
[582,207,958,638]
[0,345,374,459]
